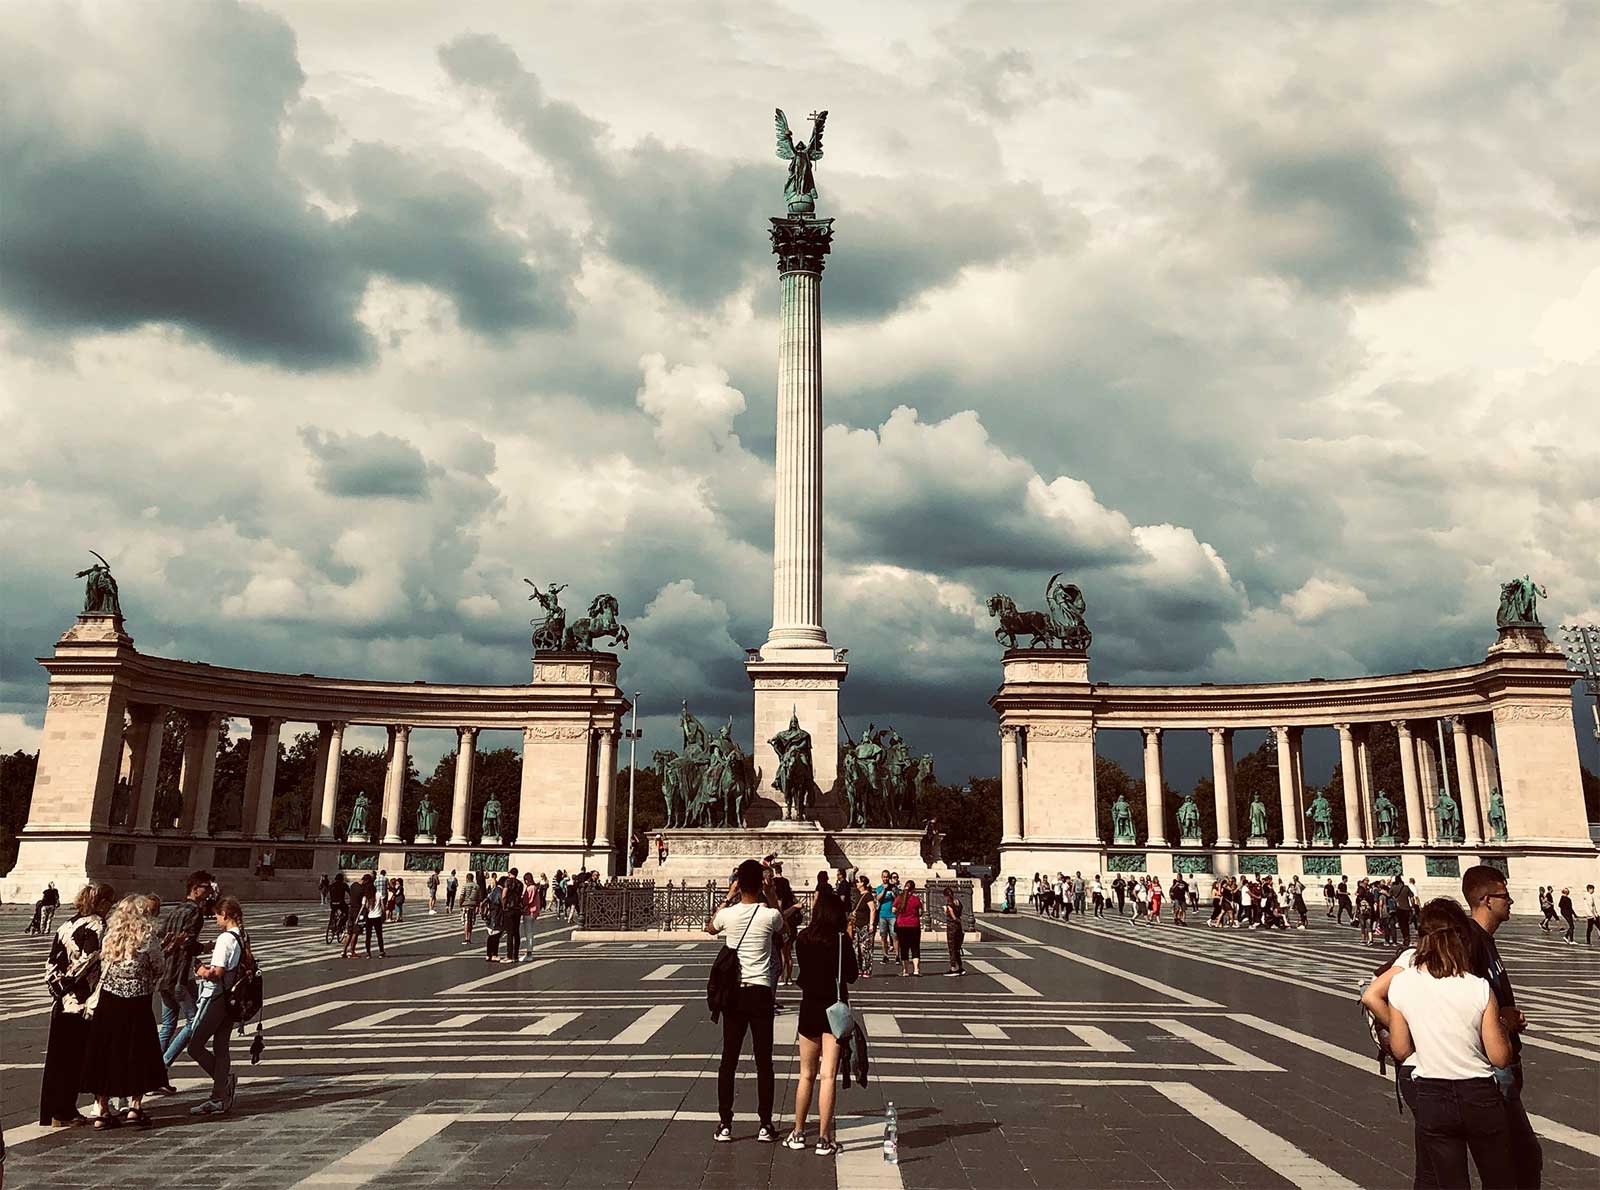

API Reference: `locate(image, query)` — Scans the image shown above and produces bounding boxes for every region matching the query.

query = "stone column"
[1449,716,1483,845]
[1470,716,1501,835]
[1356,729,1376,842]
[1273,726,1300,845]
[1000,726,1023,840]
[1288,727,1307,823]
[247,718,281,838]
[1416,726,1442,841]
[763,216,834,652]
[1336,724,1364,846]
[593,729,619,861]
[449,726,479,845]
[1208,728,1235,847]
[381,724,411,844]
[129,705,167,833]
[179,712,222,835]
[1395,721,1425,845]
[1141,728,1167,846]
[316,721,345,840]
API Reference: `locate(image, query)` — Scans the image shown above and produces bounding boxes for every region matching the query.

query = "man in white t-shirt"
[705,859,784,1143]
[185,896,246,1117]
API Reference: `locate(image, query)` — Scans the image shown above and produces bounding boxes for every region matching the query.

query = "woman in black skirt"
[82,893,169,1128]
[39,882,116,1126]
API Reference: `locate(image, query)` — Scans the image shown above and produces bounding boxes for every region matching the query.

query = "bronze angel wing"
[774,108,796,160]
[806,110,827,160]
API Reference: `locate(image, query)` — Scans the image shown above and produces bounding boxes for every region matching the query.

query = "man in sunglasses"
[1461,865,1541,1188]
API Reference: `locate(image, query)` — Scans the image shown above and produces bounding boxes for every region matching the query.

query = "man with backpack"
[185,895,251,1117]
[156,870,213,1084]
[705,859,785,1143]
[1390,875,1414,946]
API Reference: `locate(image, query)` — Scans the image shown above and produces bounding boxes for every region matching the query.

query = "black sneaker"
[713,1124,733,1143]
[756,1124,779,1143]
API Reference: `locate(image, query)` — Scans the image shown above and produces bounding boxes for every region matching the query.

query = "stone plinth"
[746,654,847,827]
[647,824,948,885]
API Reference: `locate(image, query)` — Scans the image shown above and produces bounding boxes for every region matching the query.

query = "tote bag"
[825,934,854,1037]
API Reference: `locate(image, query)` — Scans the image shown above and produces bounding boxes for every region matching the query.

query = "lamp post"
[624,692,642,876]
[1560,624,1600,744]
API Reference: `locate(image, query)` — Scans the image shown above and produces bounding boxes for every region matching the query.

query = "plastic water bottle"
[883,1101,899,1164]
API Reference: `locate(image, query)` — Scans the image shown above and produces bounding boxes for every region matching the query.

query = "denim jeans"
[521,914,537,955]
[718,984,775,1127]
[1410,1076,1516,1189]
[186,992,232,1100]
[159,982,198,1069]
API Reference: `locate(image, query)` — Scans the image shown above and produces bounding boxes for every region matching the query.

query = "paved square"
[3,905,1597,1188]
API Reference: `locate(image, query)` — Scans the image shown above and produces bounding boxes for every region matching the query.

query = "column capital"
[1446,714,1466,728]
[1206,726,1230,740]
[769,215,835,274]
[319,719,349,733]
[457,724,481,741]
[1392,719,1413,738]
[594,726,620,742]
[1334,722,1353,737]
[249,714,283,730]
[999,724,1020,740]
[1271,724,1290,737]
[391,723,413,742]
[1141,726,1162,741]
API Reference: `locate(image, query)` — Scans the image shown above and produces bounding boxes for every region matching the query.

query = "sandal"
[123,1107,152,1128]
[93,1114,122,1130]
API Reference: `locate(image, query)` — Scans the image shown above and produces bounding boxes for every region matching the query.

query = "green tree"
[269,730,322,837]
[921,777,1002,869]
[334,746,388,839]
[208,722,250,833]
[1,749,40,875]
[610,765,664,863]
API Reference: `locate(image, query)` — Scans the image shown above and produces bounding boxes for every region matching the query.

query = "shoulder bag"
[706,905,757,1023]
[825,933,854,1038]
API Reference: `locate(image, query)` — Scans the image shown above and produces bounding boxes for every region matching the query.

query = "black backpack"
[224,929,264,1025]
[707,908,757,1022]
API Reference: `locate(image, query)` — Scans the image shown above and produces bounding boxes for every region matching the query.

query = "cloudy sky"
[3,0,1597,786]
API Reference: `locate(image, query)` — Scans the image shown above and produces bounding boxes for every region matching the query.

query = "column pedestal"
[746,653,847,828]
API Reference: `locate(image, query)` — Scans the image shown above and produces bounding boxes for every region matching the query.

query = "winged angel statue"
[775,108,828,214]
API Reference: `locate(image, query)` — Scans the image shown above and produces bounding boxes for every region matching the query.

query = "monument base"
[647,825,947,884]
[746,653,848,828]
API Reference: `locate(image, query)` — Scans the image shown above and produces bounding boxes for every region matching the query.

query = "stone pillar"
[1141,728,1167,846]
[1288,727,1307,824]
[593,729,619,864]
[179,712,222,835]
[316,721,345,840]
[1208,728,1235,847]
[1357,729,1377,842]
[1395,721,1425,845]
[763,215,834,653]
[1448,717,1482,845]
[450,726,479,845]
[128,705,167,834]
[247,718,281,838]
[1416,726,1442,841]
[1273,726,1299,846]
[1000,726,1023,840]
[1470,716,1502,836]
[381,724,411,844]
[1336,724,1364,846]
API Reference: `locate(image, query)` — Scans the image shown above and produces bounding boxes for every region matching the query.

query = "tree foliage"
[1,750,40,875]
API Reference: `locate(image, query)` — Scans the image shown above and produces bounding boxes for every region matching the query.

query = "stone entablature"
[5,616,630,901]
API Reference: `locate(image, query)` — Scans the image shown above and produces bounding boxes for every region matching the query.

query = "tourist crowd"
[40,870,250,1128]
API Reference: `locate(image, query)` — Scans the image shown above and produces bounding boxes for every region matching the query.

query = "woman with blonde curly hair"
[81,894,169,1128]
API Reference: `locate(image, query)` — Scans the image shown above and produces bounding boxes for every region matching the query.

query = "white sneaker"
[756,1124,779,1143]
[713,1124,733,1142]
[190,1099,225,1116]
[784,1131,807,1150]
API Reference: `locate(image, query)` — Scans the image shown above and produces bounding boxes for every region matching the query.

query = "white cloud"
[1282,576,1371,624]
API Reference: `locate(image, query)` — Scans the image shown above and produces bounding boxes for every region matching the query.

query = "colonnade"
[111,710,621,849]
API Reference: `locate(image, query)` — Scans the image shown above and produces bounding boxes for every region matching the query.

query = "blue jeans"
[187,993,232,1100]
[521,915,537,954]
[159,983,198,1069]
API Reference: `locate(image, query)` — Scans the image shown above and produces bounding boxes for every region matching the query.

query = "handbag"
[825,934,854,1038]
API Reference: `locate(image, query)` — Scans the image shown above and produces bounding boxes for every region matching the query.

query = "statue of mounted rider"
[525,579,630,651]
[653,702,758,829]
[839,720,936,828]
[987,572,1092,652]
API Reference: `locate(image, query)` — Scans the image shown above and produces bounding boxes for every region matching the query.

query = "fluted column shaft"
[594,729,619,850]
[317,722,345,839]
[1396,721,1425,845]
[1337,724,1364,846]
[1000,727,1022,840]
[1450,716,1482,845]
[247,717,281,838]
[180,712,222,835]
[130,705,167,833]
[1417,727,1442,841]
[1209,728,1235,847]
[1273,726,1300,845]
[450,726,479,845]
[1356,730,1376,841]
[1142,728,1167,846]
[768,266,827,646]
[381,724,411,843]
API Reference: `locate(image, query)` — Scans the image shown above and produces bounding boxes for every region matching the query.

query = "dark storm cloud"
[300,428,431,499]
[438,34,1073,318]
[0,4,564,369]
[1226,132,1432,295]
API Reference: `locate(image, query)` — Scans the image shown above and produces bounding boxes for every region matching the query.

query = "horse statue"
[652,749,689,828]
[986,572,1092,651]
[563,593,630,651]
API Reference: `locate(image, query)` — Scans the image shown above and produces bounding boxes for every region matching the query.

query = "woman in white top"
[1386,898,1515,1189]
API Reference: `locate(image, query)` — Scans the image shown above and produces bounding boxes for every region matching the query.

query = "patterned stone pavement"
[2,901,1596,1188]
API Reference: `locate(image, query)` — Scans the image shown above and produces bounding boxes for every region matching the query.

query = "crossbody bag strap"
[836,933,844,1001]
